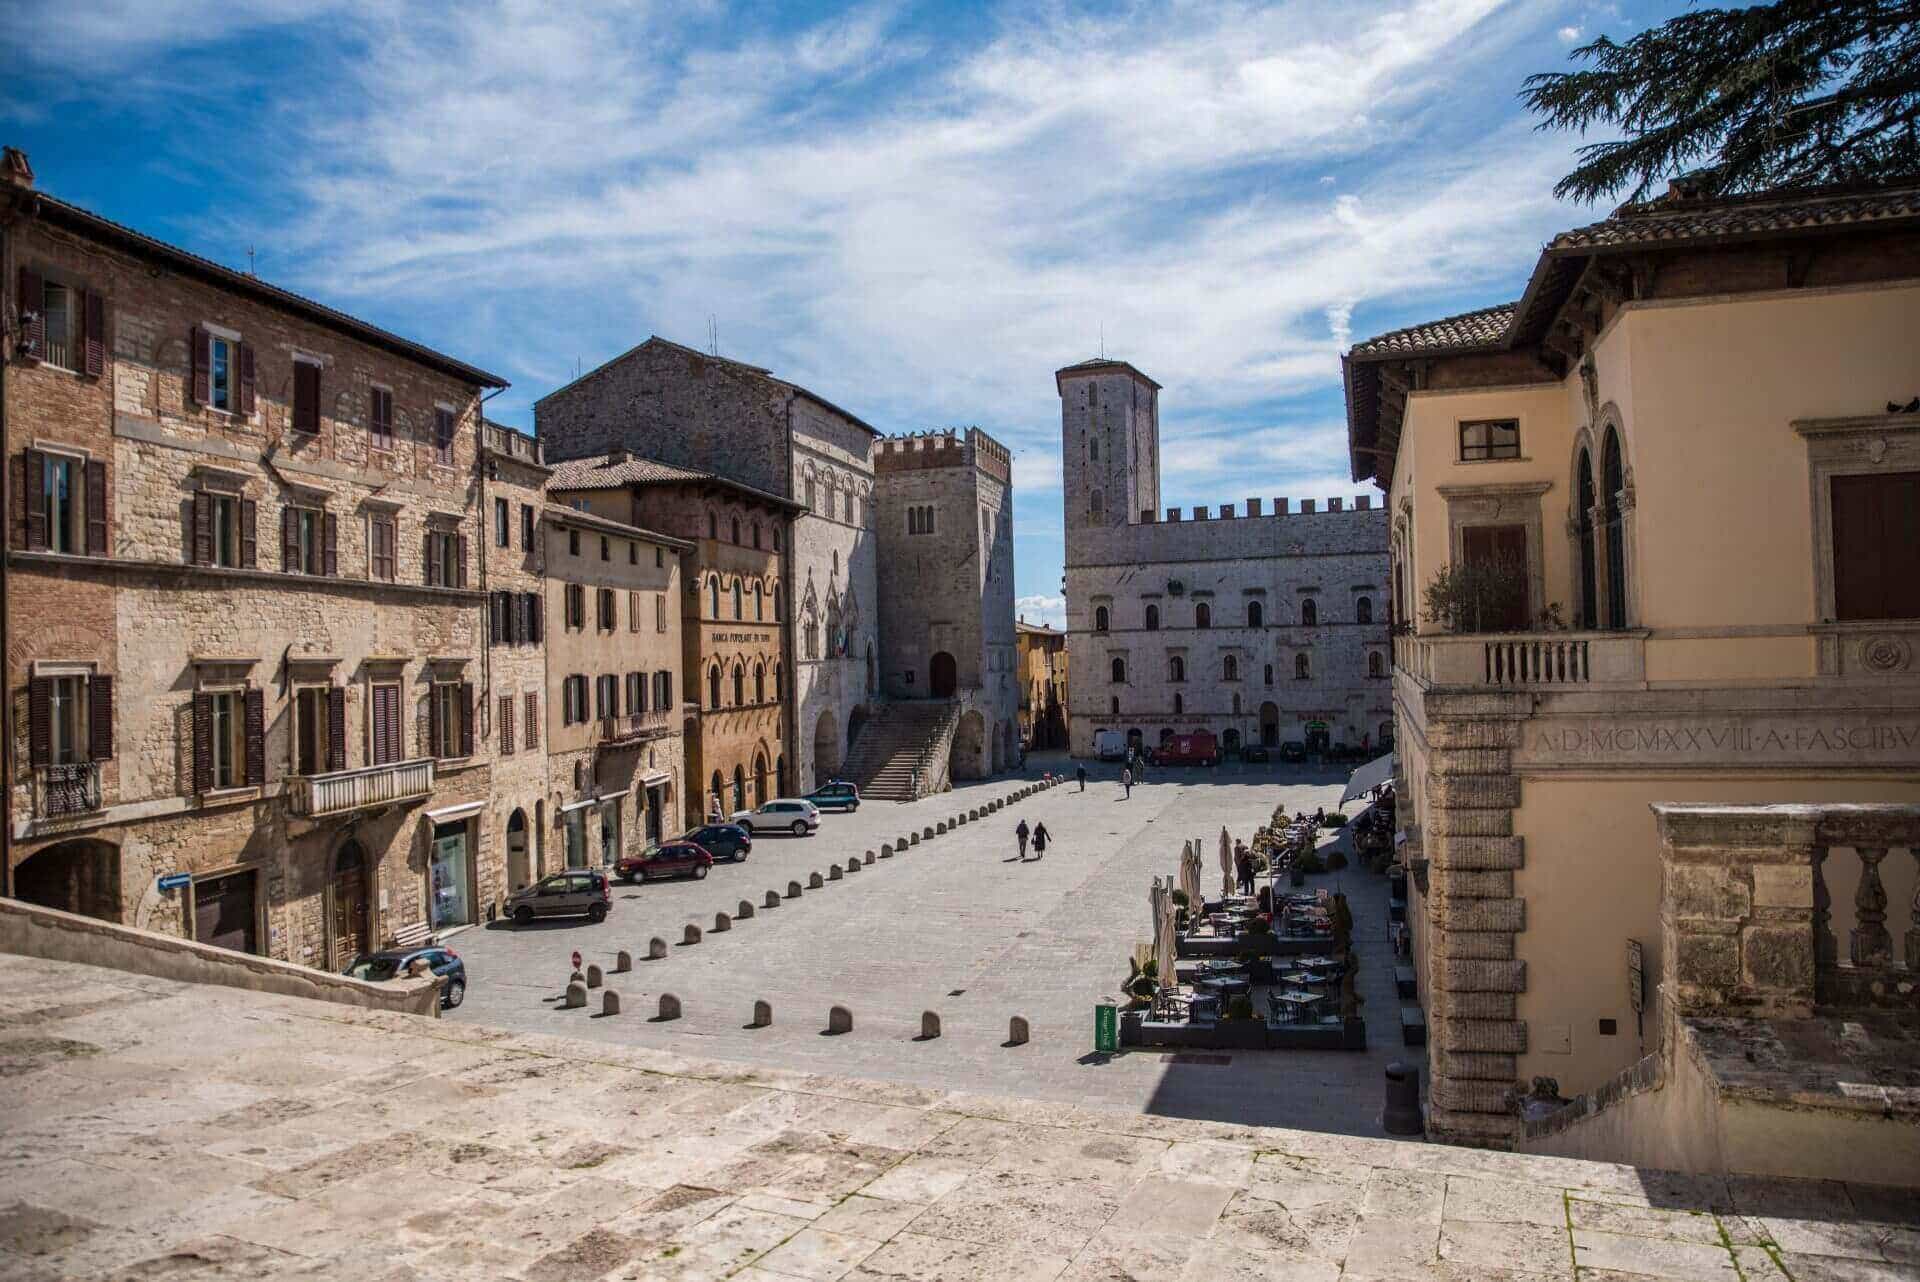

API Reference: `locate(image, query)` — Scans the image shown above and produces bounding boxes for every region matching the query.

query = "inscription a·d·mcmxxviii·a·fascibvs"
[1525,719,1920,764]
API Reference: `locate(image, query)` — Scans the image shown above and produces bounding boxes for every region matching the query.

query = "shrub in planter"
[1225,994,1255,1021]
[1170,888,1190,908]
[1323,812,1348,828]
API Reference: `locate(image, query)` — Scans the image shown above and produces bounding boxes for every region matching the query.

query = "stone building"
[869,429,1020,783]
[479,420,550,896]
[533,337,879,794]
[545,451,797,826]
[1015,619,1068,750]
[2,151,511,964]
[1059,359,1391,759]
[536,502,687,871]
[1344,176,1920,1148]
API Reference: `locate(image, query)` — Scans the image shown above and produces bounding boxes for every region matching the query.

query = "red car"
[617,841,713,883]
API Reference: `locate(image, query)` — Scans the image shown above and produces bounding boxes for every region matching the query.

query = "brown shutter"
[326,684,346,771]
[23,448,47,551]
[82,290,106,377]
[237,342,256,415]
[282,506,300,572]
[84,458,107,556]
[18,267,44,360]
[243,687,265,786]
[455,534,469,588]
[191,490,212,565]
[28,676,51,765]
[192,691,213,792]
[424,531,440,586]
[239,498,258,568]
[498,694,513,756]
[294,362,319,434]
[10,451,25,550]
[459,683,474,757]
[89,673,114,761]
[189,327,209,404]
[322,511,338,576]
[428,685,442,757]
[525,691,538,750]
[370,685,390,765]
[529,594,543,644]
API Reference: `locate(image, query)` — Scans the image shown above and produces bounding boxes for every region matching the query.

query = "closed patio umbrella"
[1219,827,1234,900]
[1154,877,1179,1016]
[1181,843,1202,912]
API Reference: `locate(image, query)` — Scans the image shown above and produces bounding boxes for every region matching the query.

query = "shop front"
[425,805,482,932]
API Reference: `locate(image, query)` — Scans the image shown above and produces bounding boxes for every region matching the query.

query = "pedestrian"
[1121,767,1133,799]
[1235,844,1255,896]
[1031,821,1050,858]
[1015,818,1031,860]
[1076,763,1087,792]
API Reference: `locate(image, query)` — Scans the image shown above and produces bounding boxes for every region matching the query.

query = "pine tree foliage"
[1523,1,1920,202]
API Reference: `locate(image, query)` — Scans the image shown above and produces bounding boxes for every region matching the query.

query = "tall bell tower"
[1057,358,1161,547]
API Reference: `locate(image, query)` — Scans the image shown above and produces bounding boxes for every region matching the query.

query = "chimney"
[605,446,628,465]
[1,147,34,190]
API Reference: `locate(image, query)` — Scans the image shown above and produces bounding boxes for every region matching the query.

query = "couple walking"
[1014,817,1051,861]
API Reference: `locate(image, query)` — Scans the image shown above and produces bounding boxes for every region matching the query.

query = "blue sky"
[5,0,1683,628]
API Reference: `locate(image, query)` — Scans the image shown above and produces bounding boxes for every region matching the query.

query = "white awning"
[1340,752,1396,805]
[425,800,485,823]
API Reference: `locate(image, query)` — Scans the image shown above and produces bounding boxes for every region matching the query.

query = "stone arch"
[930,651,958,698]
[1260,701,1280,746]
[813,710,840,787]
[732,764,746,811]
[949,709,988,781]
[14,838,120,922]
[505,808,531,893]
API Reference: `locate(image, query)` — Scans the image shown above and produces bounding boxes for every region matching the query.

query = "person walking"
[1031,821,1050,859]
[1076,763,1087,792]
[1235,844,1255,896]
[1121,767,1133,799]
[1015,818,1031,860]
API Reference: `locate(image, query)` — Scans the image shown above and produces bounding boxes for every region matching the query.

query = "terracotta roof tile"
[546,453,710,491]
[1550,183,1920,252]
[1347,303,1515,358]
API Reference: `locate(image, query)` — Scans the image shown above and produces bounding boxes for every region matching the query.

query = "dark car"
[803,781,860,812]
[506,870,612,925]
[685,823,751,862]
[1278,741,1308,764]
[1244,745,1271,763]
[618,841,713,883]
[343,947,467,1009]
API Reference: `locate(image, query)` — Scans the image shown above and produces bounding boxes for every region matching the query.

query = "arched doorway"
[732,765,746,811]
[949,710,988,781]
[753,752,769,805]
[1126,727,1144,751]
[929,651,958,699]
[1576,446,1598,627]
[14,839,120,922]
[1602,427,1629,629]
[1221,728,1241,753]
[330,841,370,967]
[1260,702,1280,747]
[506,809,530,893]
[813,711,839,787]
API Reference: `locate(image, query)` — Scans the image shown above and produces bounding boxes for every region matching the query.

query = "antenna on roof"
[708,315,718,356]
[246,246,256,276]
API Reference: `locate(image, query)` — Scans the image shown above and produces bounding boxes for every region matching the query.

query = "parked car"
[684,823,751,862]
[506,870,612,925]
[730,799,820,836]
[343,946,467,1008]
[1154,730,1219,766]
[618,841,714,882]
[1278,741,1308,764]
[1093,728,1130,761]
[804,781,860,812]
[1244,744,1271,763]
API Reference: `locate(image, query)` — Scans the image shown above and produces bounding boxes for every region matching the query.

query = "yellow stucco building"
[1016,619,1068,751]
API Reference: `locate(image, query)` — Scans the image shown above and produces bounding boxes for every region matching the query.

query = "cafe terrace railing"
[1396,630,1647,689]
[286,758,435,819]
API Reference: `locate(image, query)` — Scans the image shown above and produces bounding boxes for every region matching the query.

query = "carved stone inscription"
[1518,714,1920,769]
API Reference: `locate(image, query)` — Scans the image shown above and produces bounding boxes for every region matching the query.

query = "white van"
[1093,729,1130,761]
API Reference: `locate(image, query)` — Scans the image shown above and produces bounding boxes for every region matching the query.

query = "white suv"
[730,799,820,836]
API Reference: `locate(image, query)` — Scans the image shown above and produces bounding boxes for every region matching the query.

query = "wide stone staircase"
[841,701,962,801]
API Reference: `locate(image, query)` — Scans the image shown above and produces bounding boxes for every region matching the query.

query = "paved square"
[445,758,1412,1135]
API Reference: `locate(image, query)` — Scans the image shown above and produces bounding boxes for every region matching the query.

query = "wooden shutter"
[371,388,390,444]
[9,451,24,550]
[282,506,300,572]
[525,692,538,750]
[322,511,338,576]
[89,673,114,761]
[17,267,44,360]
[28,676,50,766]
[425,531,441,586]
[1833,472,1920,620]
[23,448,46,551]
[370,685,392,765]
[429,685,443,758]
[191,490,212,565]
[293,362,319,434]
[243,687,265,786]
[499,695,513,756]
[528,594,543,644]
[455,534,469,588]
[84,458,107,556]
[82,290,106,377]
[189,327,209,404]
[326,684,346,771]
[239,498,258,568]
[192,691,213,792]
[459,683,475,757]
[236,342,256,414]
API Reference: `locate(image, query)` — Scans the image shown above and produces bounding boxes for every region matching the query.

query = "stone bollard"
[713,912,731,933]
[880,843,893,858]
[864,850,875,865]
[896,833,909,850]
[766,889,783,908]
[683,923,702,945]
[936,821,948,835]
[922,826,934,840]
[920,1010,942,1040]
[809,871,825,889]
[564,981,587,1009]
[1383,1063,1424,1136]
[615,950,632,973]
[1007,1015,1030,1045]
[657,993,682,1022]
[751,999,772,1028]
[909,832,921,846]
[846,858,860,873]
[737,899,755,920]
[601,990,621,1016]
[829,865,843,882]
[648,937,668,960]
[787,880,803,899]
[827,1005,853,1035]
[586,964,604,988]
[970,808,980,820]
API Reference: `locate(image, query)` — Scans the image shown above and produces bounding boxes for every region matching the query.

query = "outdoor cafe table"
[1192,959,1247,976]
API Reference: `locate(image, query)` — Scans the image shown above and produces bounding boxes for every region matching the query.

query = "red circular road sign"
[571,951,582,970]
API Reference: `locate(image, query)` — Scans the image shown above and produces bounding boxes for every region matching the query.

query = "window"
[39,453,83,554]
[292,360,321,436]
[292,686,339,775]
[495,498,509,547]
[732,664,745,705]
[628,590,641,633]
[1169,656,1185,682]
[39,279,77,370]
[595,674,618,721]
[653,671,671,709]
[907,504,936,535]
[209,334,234,411]
[370,387,394,449]
[754,664,765,702]
[1089,436,1098,461]
[562,674,588,724]
[1356,596,1373,624]
[434,408,455,465]
[772,525,781,551]
[1224,655,1238,681]
[599,535,609,561]
[1094,606,1109,632]
[498,694,514,756]
[773,584,784,621]
[1460,419,1521,462]
[424,528,464,587]
[208,690,244,788]
[707,511,718,540]
[1295,653,1310,680]
[656,593,667,632]
[708,666,722,708]
[1461,524,1530,630]
[1832,471,1920,620]
[773,663,783,699]
[1144,604,1159,630]
[730,516,740,543]
[804,480,816,513]
[430,682,471,758]
[597,588,616,632]
[1090,490,1104,519]
[732,580,743,619]
[369,515,396,582]
[1264,663,1274,686]
[1110,696,1119,715]
[625,672,644,714]
[1602,429,1629,629]
[755,583,765,621]
[655,546,664,567]
[1194,602,1211,629]
[566,529,579,557]
[565,583,585,630]
[1110,657,1126,683]
[520,503,534,551]
[628,542,637,565]
[1300,598,1317,626]
[1173,693,1183,714]
[367,683,403,764]
[524,692,539,750]
[43,674,90,764]
[752,522,761,549]
[709,577,721,618]
[1369,652,1385,677]
[281,506,329,576]
[1247,600,1263,628]
[192,490,251,568]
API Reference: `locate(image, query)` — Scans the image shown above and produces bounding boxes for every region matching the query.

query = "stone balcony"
[595,708,676,749]
[285,758,435,819]
[36,761,101,818]
[1395,629,1647,689]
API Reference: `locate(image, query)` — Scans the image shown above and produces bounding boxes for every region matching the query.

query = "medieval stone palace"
[1058,359,1392,759]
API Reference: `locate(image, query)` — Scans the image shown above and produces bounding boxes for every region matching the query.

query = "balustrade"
[287,758,434,818]
[1396,630,1645,688]
[39,762,100,817]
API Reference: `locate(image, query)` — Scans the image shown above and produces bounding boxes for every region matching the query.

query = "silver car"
[506,870,611,925]
[729,799,820,836]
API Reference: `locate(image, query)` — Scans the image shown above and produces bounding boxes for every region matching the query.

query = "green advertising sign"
[1094,1003,1118,1053]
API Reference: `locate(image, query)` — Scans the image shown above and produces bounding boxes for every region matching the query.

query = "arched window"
[732,765,745,810]
[708,577,720,618]
[1110,696,1120,715]
[756,582,765,620]
[1094,605,1109,632]
[730,516,740,544]
[732,663,745,706]
[1301,598,1317,626]
[1356,596,1372,624]
[1264,663,1274,685]
[1169,656,1185,682]
[708,665,721,708]
[1089,490,1104,520]
[1369,652,1384,677]
[1110,657,1126,683]
[1576,446,1598,627]
[752,521,761,549]
[774,664,783,699]
[731,580,743,619]
[707,511,717,539]
[1194,602,1210,629]
[1232,693,1241,714]
[1089,436,1098,461]
[754,663,765,703]
[1603,428,1628,629]
[1145,604,1159,630]
[773,584,784,621]
[1247,600,1263,628]
[1173,692,1183,714]
[1223,655,1238,681]
[1295,653,1310,680]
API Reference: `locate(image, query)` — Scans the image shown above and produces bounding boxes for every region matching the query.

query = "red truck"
[1151,730,1219,767]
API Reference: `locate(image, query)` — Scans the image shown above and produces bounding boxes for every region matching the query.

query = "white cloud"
[1557,25,1583,42]
[1016,594,1067,630]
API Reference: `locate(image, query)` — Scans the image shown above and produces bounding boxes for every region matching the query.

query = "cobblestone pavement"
[445,757,1412,1135]
[3,954,1913,1281]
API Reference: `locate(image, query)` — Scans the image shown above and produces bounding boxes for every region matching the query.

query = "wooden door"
[194,871,258,955]
[331,846,368,965]
[1461,523,1530,631]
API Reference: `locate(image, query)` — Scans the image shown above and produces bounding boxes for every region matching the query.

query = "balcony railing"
[482,421,543,465]
[1397,630,1646,689]
[38,762,100,818]
[596,709,674,746]
[287,758,435,818]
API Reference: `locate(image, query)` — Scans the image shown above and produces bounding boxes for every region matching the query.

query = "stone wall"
[479,426,551,893]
